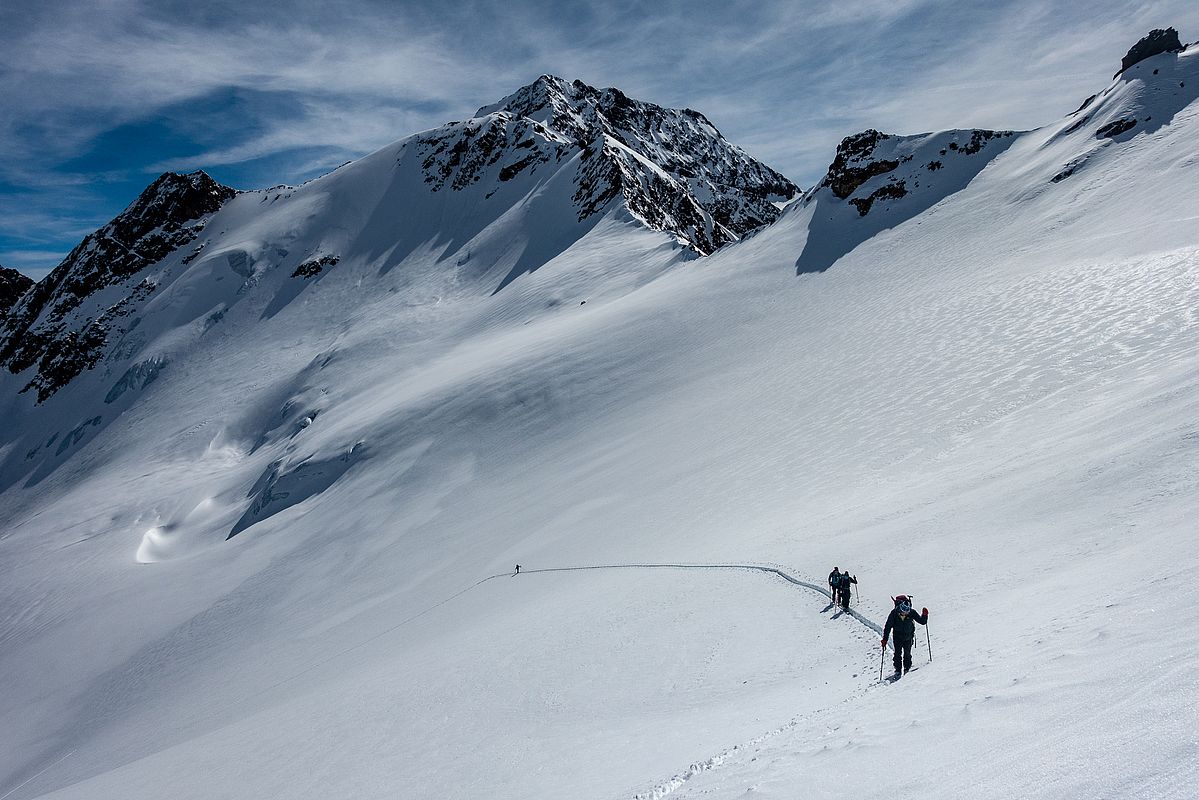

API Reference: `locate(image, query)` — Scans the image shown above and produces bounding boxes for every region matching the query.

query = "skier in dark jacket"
[881,595,928,676]
[837,572,858,610]
[828,568,842,602]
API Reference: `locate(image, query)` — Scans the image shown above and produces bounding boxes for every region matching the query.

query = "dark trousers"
[839,588,851,609]
[893,639,914,672]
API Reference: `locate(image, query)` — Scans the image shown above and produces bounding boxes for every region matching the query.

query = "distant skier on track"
[881,596,928,677]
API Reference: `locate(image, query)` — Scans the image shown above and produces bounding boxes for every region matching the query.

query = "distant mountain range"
[0,27,1194,456]
[1,74,799,405]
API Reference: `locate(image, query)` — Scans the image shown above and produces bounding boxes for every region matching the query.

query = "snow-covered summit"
[474,75,798,250]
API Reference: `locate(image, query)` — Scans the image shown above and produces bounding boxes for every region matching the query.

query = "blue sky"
[2,0,1196,279]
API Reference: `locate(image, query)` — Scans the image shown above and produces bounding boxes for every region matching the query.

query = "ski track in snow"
[0,752,76,800]
[0,561,869,800]
[264,561,882,701]
[520,563,882,635]
[502,564,886,800]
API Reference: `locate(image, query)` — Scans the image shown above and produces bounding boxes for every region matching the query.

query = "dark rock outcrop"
[1118,28,1184,76]
[0,171,237,402]
[822,130,900,199]
[848,180,909,216]
[797,126,1017,273]
[291,255,340,279]
[1096,117,1138,139]
[817,128,1013,212]
[0,266,34,317]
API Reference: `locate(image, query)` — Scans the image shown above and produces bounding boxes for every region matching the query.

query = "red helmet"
[894,595,909,605]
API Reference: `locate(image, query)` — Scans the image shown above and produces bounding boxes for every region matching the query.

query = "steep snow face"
[788,40,1198,277]
[1043,42,1198,182]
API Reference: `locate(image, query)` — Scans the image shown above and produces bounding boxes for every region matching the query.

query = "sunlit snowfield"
[3,49,1199,800]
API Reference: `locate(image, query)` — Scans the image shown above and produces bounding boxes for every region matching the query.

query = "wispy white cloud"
[2,0,1198,275]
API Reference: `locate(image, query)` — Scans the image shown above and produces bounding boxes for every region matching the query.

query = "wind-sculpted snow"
[227,442,367,540]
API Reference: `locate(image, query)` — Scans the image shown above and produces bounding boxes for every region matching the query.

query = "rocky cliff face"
[0,266,34,317]
[793,126,1019,274]
[1118,28,1184,76]
[0,171,236,402]
[815,127,1014,217]
[466,76,798,253]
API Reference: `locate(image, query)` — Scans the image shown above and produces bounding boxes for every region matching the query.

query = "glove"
[922,607,929,617]
[880,638,887,647]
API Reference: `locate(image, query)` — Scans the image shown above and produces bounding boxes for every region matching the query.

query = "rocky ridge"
[1118,27,1184,76]
[0,80,799,403]
[428,75,799,254]
[0,171,236,402]
[0,266,33,317]
[815,127,1015,217]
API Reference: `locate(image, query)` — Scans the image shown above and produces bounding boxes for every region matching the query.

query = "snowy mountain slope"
[790,28,1198,277]
[3,32,1199,800]
[795,126,1018,273]
[0,76,795,411]
[0,172,237,403]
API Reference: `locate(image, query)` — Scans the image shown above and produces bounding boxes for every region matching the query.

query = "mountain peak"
[3,81,796,402]
[127,170,235,222]
[1118,27,1185,76]
[0,170,237,402]
[0,266,34,317]
[462,76,798,255]
[476,76,725,147]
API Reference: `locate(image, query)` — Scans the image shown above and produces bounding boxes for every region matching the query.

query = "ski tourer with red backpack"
[881,596,928,678]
